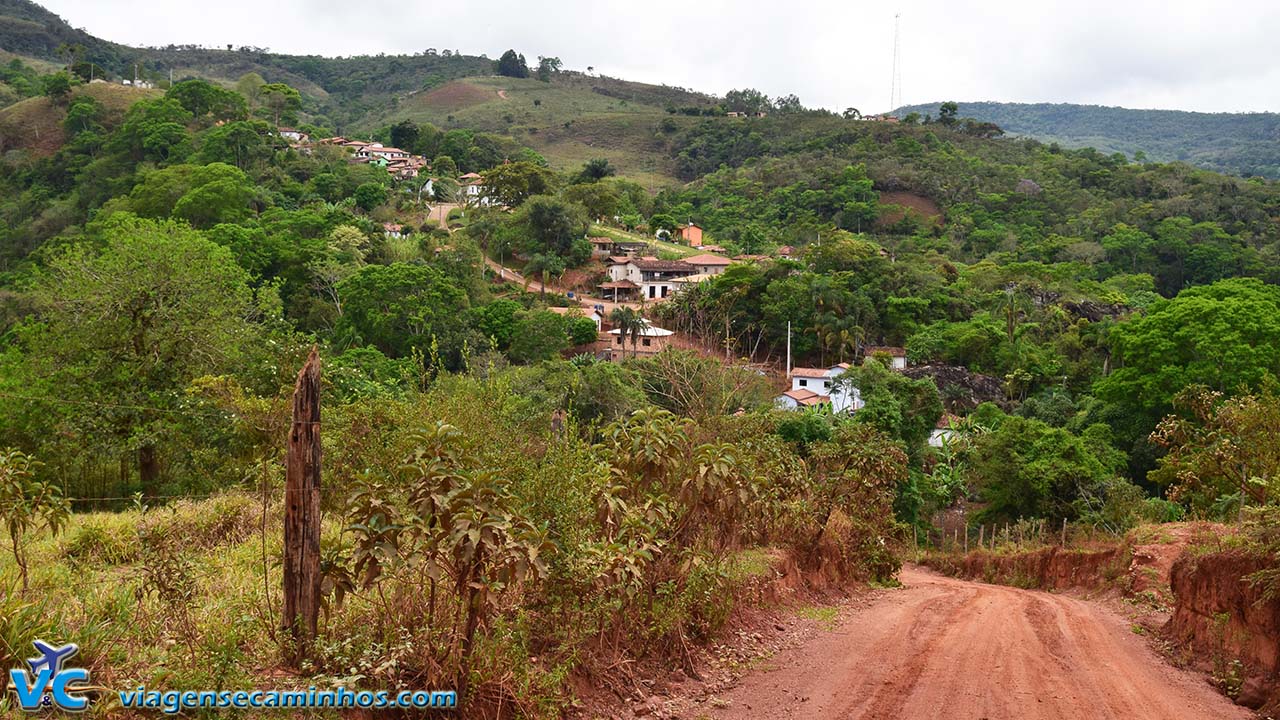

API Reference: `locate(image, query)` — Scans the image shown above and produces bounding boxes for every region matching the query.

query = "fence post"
[1061,517,1067,546]
[283,347,322,666]
[964,527,969,555]
[979,525,984,551]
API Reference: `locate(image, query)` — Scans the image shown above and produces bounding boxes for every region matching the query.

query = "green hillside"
[0,81,157,155]
[365,75,711,185]
[895,100,1280,178]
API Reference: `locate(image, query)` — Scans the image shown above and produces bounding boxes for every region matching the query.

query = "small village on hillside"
[2,2,1279,717]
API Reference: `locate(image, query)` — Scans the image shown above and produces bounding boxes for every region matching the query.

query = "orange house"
[676,223,703,247]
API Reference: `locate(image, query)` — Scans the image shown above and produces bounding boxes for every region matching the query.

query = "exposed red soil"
[697,566,1249,720]
[877,191,943,226]
[419,80,491,112]
[1170,550,1280,710]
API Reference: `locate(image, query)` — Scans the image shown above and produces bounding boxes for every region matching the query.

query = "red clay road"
[706,566,1249,720]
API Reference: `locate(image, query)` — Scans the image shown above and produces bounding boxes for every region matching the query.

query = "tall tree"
[259,82,302,126]
[14,216,261,491]
[535,56,562,82]
[495,50,529,78]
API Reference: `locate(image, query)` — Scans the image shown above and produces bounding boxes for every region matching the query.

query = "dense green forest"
[1,4,1280,715]
[896,100,1280,178]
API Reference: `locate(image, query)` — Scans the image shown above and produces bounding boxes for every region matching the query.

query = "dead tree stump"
[283,347,322,666]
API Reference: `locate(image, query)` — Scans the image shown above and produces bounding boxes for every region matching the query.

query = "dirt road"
[482,257,645,313]
[705,566,1248,720]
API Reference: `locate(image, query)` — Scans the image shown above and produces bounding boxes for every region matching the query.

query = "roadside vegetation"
[0,18,1278,715]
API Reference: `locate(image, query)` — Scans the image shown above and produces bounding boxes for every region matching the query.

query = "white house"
[383,223,405,239]
[356,144,411,161]
[459,173,495,207]
[776,387,827,409]
[683,253,734,276]
[278,127,310,143]
[864,346,908,370]
[775,364,864,413]
[605,257,699,301]
[929,414,963,448]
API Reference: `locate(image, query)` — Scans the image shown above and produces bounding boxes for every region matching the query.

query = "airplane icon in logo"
[27,641,79,677]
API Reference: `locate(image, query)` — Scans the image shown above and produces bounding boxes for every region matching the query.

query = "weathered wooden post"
[283,347,322,666]
[978,525,984,551]
[964,527,969,555]
[1061,517,1068,546]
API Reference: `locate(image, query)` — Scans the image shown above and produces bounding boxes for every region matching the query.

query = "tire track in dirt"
[703,566,1250,720]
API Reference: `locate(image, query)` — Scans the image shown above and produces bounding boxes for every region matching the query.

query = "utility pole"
[786,321,792,377]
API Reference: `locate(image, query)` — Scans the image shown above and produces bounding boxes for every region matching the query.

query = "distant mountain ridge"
[0,0,716,133]
[894,101,1280,178]
[9,0,1280,181]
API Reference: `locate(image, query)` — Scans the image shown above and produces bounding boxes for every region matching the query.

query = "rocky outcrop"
[901,365,1006,411]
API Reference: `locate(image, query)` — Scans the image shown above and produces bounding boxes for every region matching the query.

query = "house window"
[642,338,652,347]
[616,337,624,345]
[648,286,657,299]
[798,379,807,387]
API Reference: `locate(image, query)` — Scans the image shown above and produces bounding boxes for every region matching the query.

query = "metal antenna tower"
[889,12,902,111]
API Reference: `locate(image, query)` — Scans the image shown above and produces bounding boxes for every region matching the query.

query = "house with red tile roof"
[683,253,734,275]
[776,364,863,413]
[604,257,700,300]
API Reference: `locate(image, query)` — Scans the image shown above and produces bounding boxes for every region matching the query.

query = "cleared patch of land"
[0,82,158,156]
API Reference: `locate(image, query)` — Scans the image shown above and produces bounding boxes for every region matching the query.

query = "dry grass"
[0,82,158,158]
[364,75,684,184]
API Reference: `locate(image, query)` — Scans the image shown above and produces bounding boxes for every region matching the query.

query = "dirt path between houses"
[699,566,1249,720]
[482,257,644,313]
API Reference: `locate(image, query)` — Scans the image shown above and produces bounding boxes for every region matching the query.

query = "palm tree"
[609,306,646,359]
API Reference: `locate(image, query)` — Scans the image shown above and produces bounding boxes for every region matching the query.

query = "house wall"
[775,395,801,410]
[929,428,957,447]
[642,282,674,299]
[609,334,669,359]
[792,376,832,394]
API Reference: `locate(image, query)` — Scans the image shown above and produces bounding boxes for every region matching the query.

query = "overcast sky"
[34,0,1280,114]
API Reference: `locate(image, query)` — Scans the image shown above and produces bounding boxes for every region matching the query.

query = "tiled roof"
[600,280,639,289]
[781,388,830,406]
[631,258,695,272]
[684,253,733,265]
[791,367,832,379]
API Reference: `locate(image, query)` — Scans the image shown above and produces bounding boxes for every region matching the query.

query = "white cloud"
[35,0,1280,113]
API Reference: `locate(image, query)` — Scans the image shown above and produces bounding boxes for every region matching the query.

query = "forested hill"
[0,0,715,135]
[894,101,1280,179]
